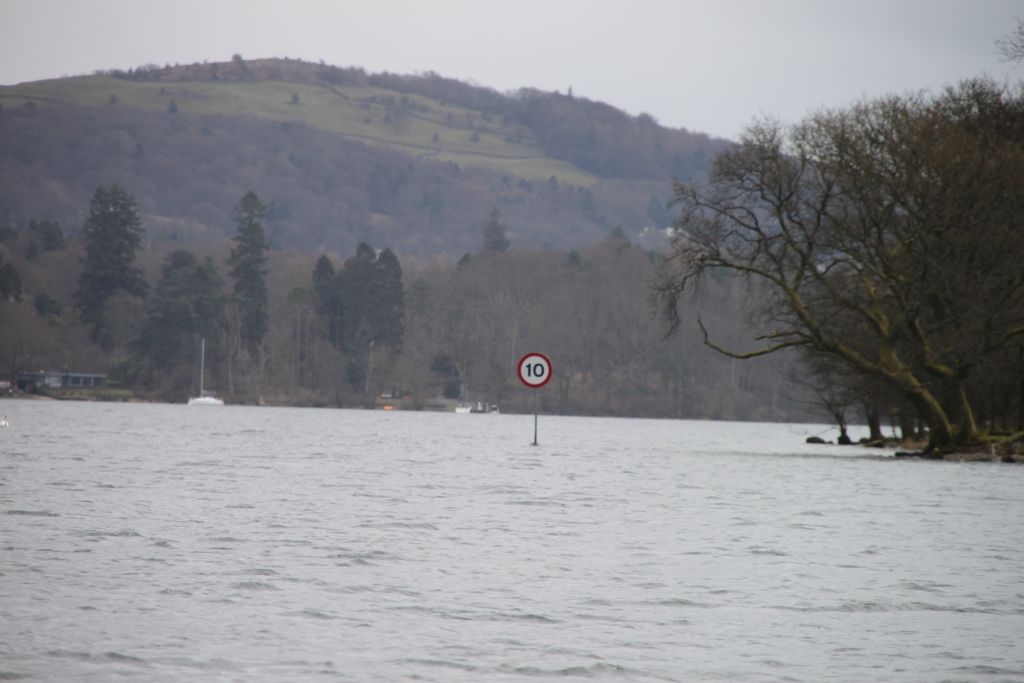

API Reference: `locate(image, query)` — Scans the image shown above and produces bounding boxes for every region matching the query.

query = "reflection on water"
[2,401,1023,682]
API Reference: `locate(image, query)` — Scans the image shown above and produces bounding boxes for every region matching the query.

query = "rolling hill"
[0,57,728,256]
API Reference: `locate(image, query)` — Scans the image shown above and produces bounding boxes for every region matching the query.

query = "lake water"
[2,401,1023,682]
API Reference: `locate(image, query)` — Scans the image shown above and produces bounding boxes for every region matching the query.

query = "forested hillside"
[0,57,727,256]
[0,186,808,420]
[6,57,1017,447]
[1,57,813,421]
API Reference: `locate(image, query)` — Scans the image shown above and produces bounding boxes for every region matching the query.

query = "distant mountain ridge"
[0,57,728,256]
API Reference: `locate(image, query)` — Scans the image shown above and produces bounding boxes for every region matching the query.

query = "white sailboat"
[188,338,224,406]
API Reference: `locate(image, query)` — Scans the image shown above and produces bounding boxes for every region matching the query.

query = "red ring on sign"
[517,352,553,388]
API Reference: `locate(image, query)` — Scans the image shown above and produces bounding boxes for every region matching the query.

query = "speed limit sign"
[517,352,552,389]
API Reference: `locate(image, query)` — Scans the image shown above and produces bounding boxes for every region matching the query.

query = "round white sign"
[517,353,552,389]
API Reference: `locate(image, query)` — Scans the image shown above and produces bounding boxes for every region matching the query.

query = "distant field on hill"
[2,74,597,185]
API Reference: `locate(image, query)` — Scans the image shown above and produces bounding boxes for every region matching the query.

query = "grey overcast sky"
[0,0,1020,140]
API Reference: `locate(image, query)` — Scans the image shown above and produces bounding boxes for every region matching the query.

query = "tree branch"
[697,313,809,359]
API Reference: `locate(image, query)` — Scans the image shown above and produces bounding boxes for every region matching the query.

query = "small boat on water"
[188,395,224,406]
[188,338,224,406]
[454,402,499,414]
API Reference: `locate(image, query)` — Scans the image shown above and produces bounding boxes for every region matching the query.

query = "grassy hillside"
[3,71,595,185]
[0,58,725,256]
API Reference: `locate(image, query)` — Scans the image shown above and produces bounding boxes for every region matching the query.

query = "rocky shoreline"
[894,441,1024,463]
[807,434,1024,463]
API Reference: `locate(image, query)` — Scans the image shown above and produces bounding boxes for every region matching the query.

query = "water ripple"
[2,403,1022,682]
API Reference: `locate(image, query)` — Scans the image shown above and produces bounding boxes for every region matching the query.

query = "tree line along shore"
[2,78,1022,458]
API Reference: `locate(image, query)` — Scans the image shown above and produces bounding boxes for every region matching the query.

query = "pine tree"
[372,248,405,351]
[337,243,377,388]
[339,243,377,347]
[331,243,406,391]
[227,191,270,353]
[482,207,510,252]
[73,184,147,347]
[125,250,225,385]
[312,254,343,347]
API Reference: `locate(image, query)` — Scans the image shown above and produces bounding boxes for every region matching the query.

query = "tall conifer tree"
[74,184,147,347]
[372,248,405,351]
[312,254,343,347]
[227,190,270,354]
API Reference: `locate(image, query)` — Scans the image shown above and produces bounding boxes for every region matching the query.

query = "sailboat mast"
[199,338,206,396]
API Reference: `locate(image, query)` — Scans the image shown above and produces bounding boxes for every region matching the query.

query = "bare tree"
[655,80,1024,451]
[997,18,1024,63]
[219,302,244,395]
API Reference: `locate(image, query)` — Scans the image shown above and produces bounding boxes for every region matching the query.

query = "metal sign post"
[533,391,540,446]
[517,352,552,446]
